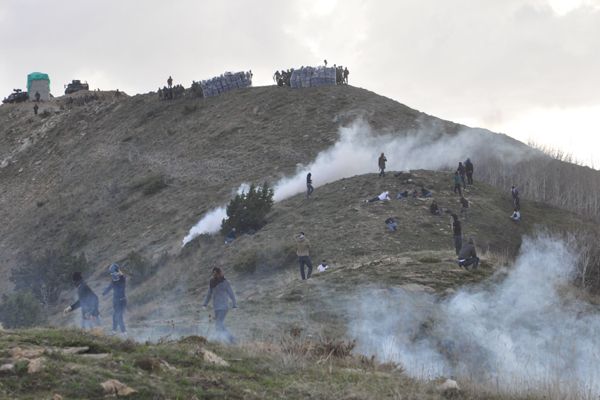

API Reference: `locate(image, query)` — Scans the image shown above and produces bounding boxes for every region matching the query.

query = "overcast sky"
[1,0,599,165]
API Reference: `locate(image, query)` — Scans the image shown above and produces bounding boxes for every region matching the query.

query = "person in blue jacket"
[63,272,101,330]
[102,263,127,335]
[203,267,237,343]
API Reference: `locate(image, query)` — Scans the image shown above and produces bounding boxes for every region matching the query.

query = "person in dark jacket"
[430,200,441,216]
[460,196,469,219]
[457,162,466,188]
[451,214,462,256]
[306,172,314,198]
[203,267,237,343]
[102,263,127,335]
[465,158,474,185]
[378,153,387,177]
[63,272,100,330]
[458,237,479,270]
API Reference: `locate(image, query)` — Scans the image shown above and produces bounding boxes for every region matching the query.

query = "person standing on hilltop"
[465,158,474,185]
[378,152,387,177]
[306,172,314,198]
[102,263,127,336]
[296,232,313,280]
[167,76,173,89]
[63,272,101,330]
[451,214,462,256]
[203,267,237,343]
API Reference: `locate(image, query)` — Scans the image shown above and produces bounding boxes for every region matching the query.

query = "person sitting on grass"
[396,190,409,200]
[430,200,441,216]
[510,208,521,222]
[458,237,480,270]
[367,191,390,203]
[317,260,329,272]
[385,217,398,231]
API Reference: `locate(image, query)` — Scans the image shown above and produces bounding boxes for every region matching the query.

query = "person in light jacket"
[203,267,237,343]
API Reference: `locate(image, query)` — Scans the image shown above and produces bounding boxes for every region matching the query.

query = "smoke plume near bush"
[350,234,600,396]
[183,120,528,244]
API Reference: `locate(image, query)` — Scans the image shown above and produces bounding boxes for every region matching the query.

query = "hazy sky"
[1,0,599,165]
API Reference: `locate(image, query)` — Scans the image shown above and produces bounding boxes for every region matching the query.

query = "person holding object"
[102,263,127,336]
[203,267,237,343]
[295,232,313,280]
[63,272,101,330]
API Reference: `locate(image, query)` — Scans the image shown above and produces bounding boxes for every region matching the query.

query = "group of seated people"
[367,187,433,204]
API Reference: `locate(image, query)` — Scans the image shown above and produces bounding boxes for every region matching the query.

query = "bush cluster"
[221,183,274,235]
[0,292,45,328]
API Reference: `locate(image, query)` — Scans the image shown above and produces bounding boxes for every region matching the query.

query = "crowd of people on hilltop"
[273,60,350,87]
[158,76,185,100]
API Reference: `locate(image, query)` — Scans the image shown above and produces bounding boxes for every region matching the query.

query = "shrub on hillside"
[10,250,91,306]
[122,251,169,286]
[0,292,45,328]
[221,183,274,235]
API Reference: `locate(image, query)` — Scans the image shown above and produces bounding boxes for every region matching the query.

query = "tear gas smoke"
[350,234,600,395]
[182,183,249,245]
[183,119,531,244]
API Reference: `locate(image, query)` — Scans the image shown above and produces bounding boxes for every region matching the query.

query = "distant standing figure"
[458,237,480,270]
[324,59,328,67]
[343,67,349,84]
[306,172,314,198]
[295,232,313,280]
[465,158,474,185]
[451,214,462,256]
[63,272,101,330]
[457,162,466,188]
[378,153,387,177]
[460,196,469,219]
[453,172,462,197]
[167,76,173,88]
[511,185,520,210]
[203,267,237,343]
[35,91,41,102]
[33,103,39,115]
[102,263,127,336]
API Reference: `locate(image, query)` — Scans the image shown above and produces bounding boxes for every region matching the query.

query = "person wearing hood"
[378,152,387,177]
[458,237,480,270]
[102,263,127,335]
[63,272,101,330]
[465,158,474,185]
[203,267,237,343]
[295,232,313,280]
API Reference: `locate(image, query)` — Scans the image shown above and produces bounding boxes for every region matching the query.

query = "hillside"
[0,85,528,288]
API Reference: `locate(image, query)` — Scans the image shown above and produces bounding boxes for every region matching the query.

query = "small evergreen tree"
[0,292,45,328]
[221,182,274,235]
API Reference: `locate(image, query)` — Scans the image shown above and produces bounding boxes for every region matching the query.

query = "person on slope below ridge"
[317,259,329,273]
[511,185,521,210]
[465,158,474,185]
[306,172,314,199]
[457,162,466,189]
[451,213,462,256]
[510,208,521,222]
[63,272,101,330]
[102,263,127,336]
[458,237,480,270]
[203,267,237,344]
[430,200,441,216]
[367,191,391,203]
[460,196,469,219]
[378,152,387,177]
[295,232,313,280]
[385,217,398,231]
[453,172,462,197]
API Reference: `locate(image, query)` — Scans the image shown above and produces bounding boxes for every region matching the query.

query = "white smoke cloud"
[182,120,532,244]
[350,234,600,396]
[182,183,249,245]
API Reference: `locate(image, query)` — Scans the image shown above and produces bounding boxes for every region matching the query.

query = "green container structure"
[27,72,51,101]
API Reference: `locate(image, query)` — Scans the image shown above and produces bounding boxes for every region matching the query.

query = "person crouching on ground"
[203,267,237,343]
[458,237,480,270]
[63,272,101,330]
[296,232,313,280]
[102,263,127,336]
[385,217,398,231]
[317,260,329,273]
[367,191,390,203]
[510,208,521,222]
